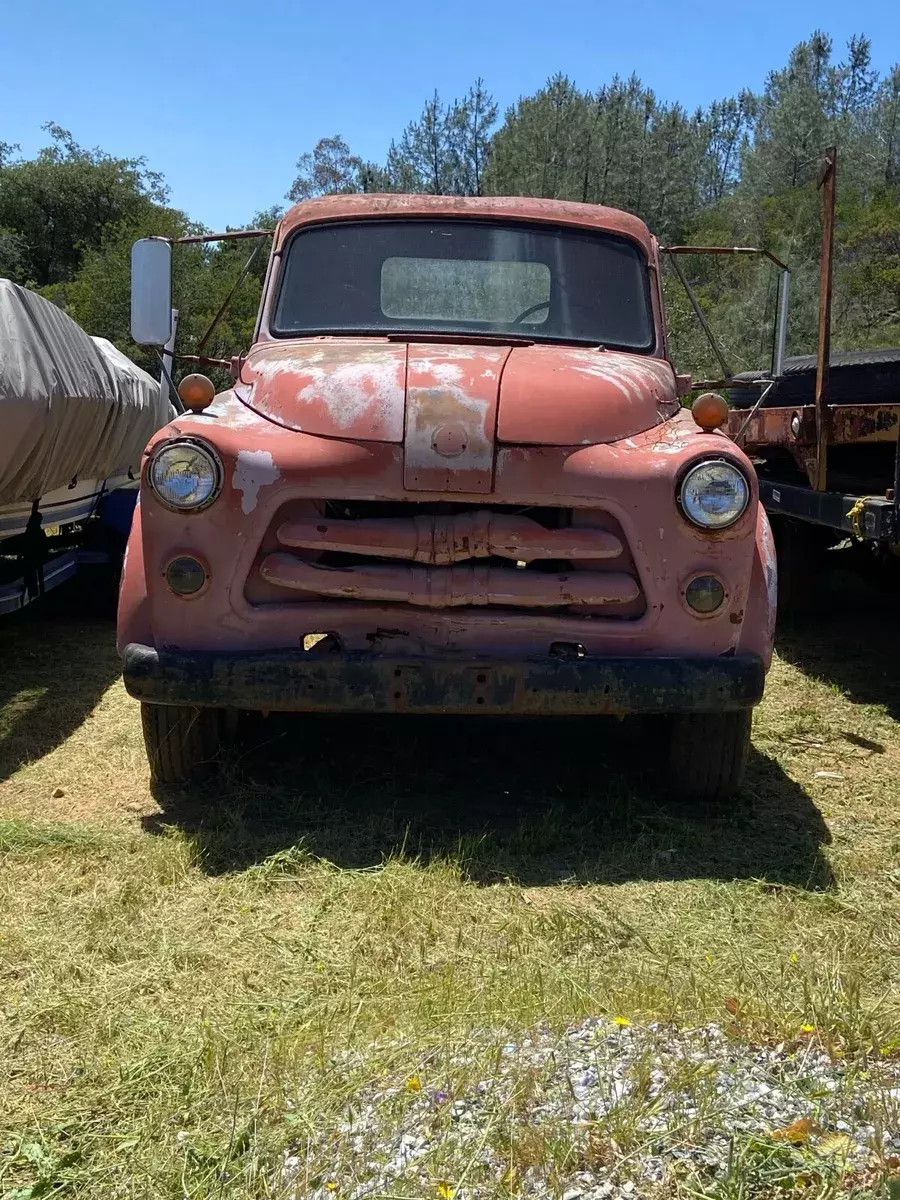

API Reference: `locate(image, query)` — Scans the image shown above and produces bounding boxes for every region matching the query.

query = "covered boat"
[0,279,172,540]
[1,279,173,612]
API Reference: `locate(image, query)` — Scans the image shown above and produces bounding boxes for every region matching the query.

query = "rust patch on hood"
[404,345,509,493]
[241,340,407,442]
[499,346,677,445]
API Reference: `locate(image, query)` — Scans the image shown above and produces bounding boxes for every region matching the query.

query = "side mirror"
[131,238,173,346]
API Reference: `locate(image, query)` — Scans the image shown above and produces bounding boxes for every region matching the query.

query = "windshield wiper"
[385,331,536,347]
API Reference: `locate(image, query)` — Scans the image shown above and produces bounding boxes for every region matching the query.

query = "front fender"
[116,499,152,654]
[736,505,777,669]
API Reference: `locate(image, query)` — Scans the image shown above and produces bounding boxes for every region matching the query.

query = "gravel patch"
[284,1020,900,1198]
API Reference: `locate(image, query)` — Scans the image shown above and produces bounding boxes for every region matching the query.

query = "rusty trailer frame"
[721,147,900,546]
[728,397,900,545]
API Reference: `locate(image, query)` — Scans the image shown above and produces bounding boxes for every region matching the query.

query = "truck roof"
[277,193,655,257]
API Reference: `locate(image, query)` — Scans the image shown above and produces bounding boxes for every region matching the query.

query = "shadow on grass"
[146,713,833,890]
[776,557,900,719]
[778,615,900,722]
[0,583,120,783]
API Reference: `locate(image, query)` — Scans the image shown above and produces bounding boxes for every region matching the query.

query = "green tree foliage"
[2,33,900,382]
[0,124,167,287]
[287,135,387,200]
[385,81,498,195]
[0,122,280,385]
[673,33,900,369]
[288,83,498,200]
[66,209,278,386]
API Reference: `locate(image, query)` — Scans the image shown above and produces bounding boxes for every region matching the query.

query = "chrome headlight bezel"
[147,438,223,512]
[678,457,751,531]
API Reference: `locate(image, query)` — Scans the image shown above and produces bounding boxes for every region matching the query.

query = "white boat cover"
[0,279,172,507]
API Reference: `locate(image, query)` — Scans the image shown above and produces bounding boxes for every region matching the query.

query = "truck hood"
[497,344,678,445]
[241,340,678,492]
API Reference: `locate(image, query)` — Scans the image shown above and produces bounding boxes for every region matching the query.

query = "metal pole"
[814,148,836,492]
[160,308,179,404]
[159,308,183,414]
[773,269,790,379]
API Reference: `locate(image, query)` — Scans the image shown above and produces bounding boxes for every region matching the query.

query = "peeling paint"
[233,449,279,514]
[242,343,406,442]
[759,508,778,636]
[405,346,507,493]
[570,354,674,405]
[206,391,262,429]
[251,349,326,374]
[295,359,405,432]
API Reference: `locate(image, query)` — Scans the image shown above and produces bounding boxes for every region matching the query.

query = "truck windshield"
[272,219,654,351]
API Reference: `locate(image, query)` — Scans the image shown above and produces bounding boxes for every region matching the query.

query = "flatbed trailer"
[717,148,900,602]
[727,397,900,547]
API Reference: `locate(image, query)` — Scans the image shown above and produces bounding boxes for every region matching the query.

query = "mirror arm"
[177,354,232,368]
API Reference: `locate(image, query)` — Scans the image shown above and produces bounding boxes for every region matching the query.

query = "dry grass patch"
[1,580,899,1197]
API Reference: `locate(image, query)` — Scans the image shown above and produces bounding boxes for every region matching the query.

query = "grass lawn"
[1,570,899,1198]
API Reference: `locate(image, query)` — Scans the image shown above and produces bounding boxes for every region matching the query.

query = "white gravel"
[284,1020,900,1198]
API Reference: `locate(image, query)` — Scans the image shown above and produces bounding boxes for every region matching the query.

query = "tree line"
[1,30,898,383]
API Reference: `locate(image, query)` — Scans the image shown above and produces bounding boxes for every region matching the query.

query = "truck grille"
[252,501,644,616]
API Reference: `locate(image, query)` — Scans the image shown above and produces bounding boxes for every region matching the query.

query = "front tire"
[665,710,752,804]
[141,703,223,787]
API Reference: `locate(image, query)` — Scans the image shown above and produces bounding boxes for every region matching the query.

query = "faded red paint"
[119,193,775,707]
[274,194,655,258]
[499,346,679,445]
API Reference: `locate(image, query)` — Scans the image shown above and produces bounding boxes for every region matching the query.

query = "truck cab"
[120,194,776,800]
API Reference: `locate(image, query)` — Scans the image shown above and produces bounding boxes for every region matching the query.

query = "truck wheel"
[141,703,223,787]
[665,710,752,804]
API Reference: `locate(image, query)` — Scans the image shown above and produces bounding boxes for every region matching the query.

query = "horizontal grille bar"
[277,511,622,565]
[261,554,640,609]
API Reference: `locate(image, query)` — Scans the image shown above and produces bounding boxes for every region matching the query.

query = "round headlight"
[149,441,221,511]
[679,459,750,530]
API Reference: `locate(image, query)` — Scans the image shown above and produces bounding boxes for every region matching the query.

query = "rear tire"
[729,347,900,408]
[769,514,834,615]
[665,710,752,804]
[141,703,223,787]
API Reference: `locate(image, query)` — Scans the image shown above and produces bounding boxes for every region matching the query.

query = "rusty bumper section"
[122,644,764,716]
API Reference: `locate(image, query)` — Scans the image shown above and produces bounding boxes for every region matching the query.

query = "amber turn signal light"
[177,373,216,412]
[164,556,207,596]
[691,392,729,432]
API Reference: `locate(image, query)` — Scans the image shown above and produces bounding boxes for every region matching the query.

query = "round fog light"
[685,574,725,614]
[165,556,207,596]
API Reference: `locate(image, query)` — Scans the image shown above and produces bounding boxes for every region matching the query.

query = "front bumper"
[122,644,765,716]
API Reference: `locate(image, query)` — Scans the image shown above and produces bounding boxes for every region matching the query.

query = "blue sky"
[2,0,898,230]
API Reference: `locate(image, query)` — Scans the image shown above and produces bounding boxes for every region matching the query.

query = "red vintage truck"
[120,194,776,800]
